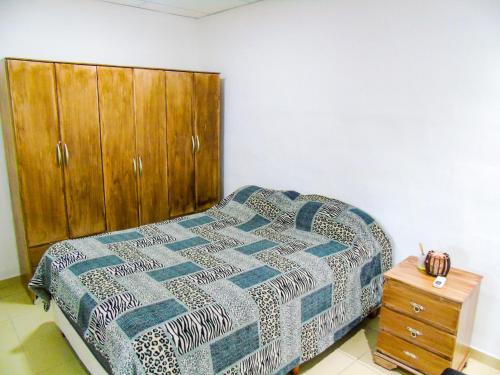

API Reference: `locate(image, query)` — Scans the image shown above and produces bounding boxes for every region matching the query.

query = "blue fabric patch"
[283,190,300,200]
[229,266,280,289]
[235,240,278,255]
[210,323,260,373]
[178,215,215,229]
[275,358,300,375]
[296,202,323,231]
[360,253,382,286]
[233,185,261,204]
[236,214,270,232]
[301,284,333,322]
[77,293,97,332]
[350,208,374,225]
[165,237,209,251]
[117,299,187,338]
[69,255,124,276]
[305,241,347,257]
[148,262,203,282]
[334,316,362,341]
[97,231,144,244]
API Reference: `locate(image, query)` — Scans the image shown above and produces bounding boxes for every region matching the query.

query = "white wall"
[0,0,199,279]
[197,0,500,358]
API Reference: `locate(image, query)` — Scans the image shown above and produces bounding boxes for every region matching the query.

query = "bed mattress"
[30,185,393,375]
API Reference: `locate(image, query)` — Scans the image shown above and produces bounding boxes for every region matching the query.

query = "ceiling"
[99,0,261,19]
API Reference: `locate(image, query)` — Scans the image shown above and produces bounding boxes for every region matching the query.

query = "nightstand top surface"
[384,256,482,304]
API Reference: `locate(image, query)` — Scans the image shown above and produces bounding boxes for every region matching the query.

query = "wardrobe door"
[166,71,196,217]
[55,63,106,237]
[97,66,139,231]
[134,69,168,224]
[8,60,68,246]
[193,73,221,211]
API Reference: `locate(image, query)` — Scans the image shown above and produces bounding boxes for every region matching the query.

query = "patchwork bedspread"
[30,186,392,375]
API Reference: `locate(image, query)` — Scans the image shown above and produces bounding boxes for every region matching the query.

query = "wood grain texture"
[384,256,482,304]
[377,331,450,375]
[383,279,460,334]
[134,69,169,225]
[97,66,139,231]
[7,60,68,247]
[375,256,482,374]
[193,73,220,211]
[0,60,30,278]
[28,243,52,274]
[55,63,106,237]
[380,306,455,359]
[166,71,195,217]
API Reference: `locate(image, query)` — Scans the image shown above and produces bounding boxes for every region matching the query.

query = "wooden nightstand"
[374,256,482,375]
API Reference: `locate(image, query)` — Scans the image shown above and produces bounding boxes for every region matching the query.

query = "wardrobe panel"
[56,63,106,237]
[8,60,68,246]
[193,73,221,211]
[134,69,169,224]
[97,66,139,231]
[166,71,196,217]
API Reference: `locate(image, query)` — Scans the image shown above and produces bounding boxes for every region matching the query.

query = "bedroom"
[0,0,498,374]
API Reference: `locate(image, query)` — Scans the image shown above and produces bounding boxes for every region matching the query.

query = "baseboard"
[0,275,22,288]
[470,347,500,370]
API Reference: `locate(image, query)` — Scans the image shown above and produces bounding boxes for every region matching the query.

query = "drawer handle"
[410,301,425,313]
[406,326,422,338]
[403,350,417,360]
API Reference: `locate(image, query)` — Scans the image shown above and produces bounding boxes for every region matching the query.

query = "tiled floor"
[0,277,498,375]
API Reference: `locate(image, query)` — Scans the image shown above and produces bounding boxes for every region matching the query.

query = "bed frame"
[55,302,380,375]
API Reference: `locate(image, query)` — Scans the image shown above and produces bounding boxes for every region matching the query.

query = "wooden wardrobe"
[0,58,221,283]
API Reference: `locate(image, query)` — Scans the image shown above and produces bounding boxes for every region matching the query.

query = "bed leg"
[368,307,380,319]
[290,365,299,375]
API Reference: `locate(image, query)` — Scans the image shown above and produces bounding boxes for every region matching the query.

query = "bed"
[29,185,393,375]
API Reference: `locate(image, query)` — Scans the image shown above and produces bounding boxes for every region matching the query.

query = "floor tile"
[0,350,34,375]
[359,351,409,374]
[302,349,356,374]
[0,320,22,353]
[0,281,28,298]
[340,361,380,374]
[337,327,375,359]
[0,292,38,319]
[463,358,500,375]
[36,357,90,375]
[22,329,79,373]
[13,310,57,342]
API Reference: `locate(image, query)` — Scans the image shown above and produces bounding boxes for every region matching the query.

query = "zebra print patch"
[132,235,176,248]
[165,304,232,355]
[239,340,281,375]
[52,251,87,271]
[87,292,140,344]
[187,265,242,285]
[268,268,316,304]
[108,259,163,277]
[317,301,349,338]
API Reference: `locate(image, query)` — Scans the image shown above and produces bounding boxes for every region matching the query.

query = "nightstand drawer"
[383,279,460,334]
[377,331,451,375]
[380,307,456,358]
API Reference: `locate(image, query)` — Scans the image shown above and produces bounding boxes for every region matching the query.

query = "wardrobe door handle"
[191,136,195,153]
[196,135,200,152]
[63,144,69,165]
[133,158,137,175]
[138,156,143,176]
[56,142,62,166]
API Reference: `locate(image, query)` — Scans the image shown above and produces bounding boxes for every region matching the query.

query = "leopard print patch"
[133,327,180,375]
[254,251,299,272]
[248,284,281,345]
[164,278,215,310]
[301,318,318,362]
[312,217,355,245]
[80,269,126,301]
